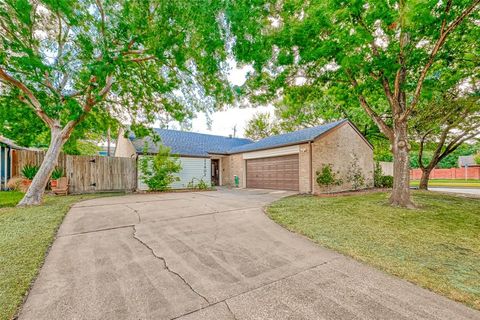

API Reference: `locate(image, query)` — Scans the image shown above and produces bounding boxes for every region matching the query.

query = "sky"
[188,104,274,138]
[169,59,275,138]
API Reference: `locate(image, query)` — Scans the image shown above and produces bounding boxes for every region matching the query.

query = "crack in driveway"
[224,301,238,320]
[131,225,210,305]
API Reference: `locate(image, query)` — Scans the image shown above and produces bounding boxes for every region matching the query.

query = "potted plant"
[21,164,39,188]
[50,168,64,188]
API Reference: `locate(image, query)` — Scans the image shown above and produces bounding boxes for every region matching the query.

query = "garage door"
[246,154,299,190]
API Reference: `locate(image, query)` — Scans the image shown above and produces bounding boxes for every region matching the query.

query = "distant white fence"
[379,161,393,176]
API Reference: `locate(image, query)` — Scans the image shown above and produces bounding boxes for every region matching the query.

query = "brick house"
[115,119,374,193]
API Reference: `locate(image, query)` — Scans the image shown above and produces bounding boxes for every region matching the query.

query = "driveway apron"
[19,189,479,320]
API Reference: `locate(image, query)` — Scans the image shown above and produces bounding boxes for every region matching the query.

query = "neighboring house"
[0,136,32,190]
[458,155,479,167]
[115,119,374,193]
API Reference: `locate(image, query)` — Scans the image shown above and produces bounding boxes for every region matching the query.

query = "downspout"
[309,141,313,194]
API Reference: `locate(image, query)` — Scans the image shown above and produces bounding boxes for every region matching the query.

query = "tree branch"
[63,75,114,135]
[347,71,394,141]
[418,128,434,169]
[403,0,480,120]
[0,68,54,127]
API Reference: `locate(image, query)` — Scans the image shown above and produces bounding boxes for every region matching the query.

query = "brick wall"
[222,154,245,187]
[410,167,480,180]
[311,123,374,194]
[298,143,312,193]
[221,156,231,186]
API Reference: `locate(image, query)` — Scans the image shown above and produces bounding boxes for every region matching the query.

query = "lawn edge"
[11,193,122,320]
[263,191,480,312]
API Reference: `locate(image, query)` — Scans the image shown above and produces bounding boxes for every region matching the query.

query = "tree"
[0,0,230,205]
[244,112,281,140]
[411,89,480,189]
[0,92,117,154]
[226,0,480,207]
[139,143,181,191]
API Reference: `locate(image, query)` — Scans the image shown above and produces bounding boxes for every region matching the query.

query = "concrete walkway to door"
[19,188,479,320]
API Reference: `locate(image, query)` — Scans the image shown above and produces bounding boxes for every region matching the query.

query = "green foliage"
[410,90,480,171]
[346,154,365,190]
[374,162,384,188]
[0,0,233,189]
[316,164,342,190]
[226,0,479,205]
[227,0,479,117]
[410,143,480,169]
[475,154,480,165]
[244,112,281,141]
[139,143,182,191]
[21,165,39,180]
[379,175,394,188]
[51,168,64,180]
[374,161,393,188]
[187,178,211,190]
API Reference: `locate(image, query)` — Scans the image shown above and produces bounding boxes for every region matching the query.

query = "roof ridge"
[153,127,252,141]
[253,119,348,143]
[227,119,348,154]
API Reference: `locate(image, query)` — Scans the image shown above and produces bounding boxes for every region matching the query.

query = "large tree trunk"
[17,127,67,206]
[389,121,415,208]
[418,168,432,190]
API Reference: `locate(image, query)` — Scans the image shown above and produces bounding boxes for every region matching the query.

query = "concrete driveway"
[20,188,479,320]
[429,187,480,197]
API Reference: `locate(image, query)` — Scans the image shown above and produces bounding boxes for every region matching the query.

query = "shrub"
[139,142,182,191]
[374,161,384,188]
[7,177,24,191]
[347,154,365,190]
[380,175,394,188]
[373,161,393,188]
[475,153,480,165]
[316,164,342,191]
[21,164,39,180]
[51,168,64,180]
[187,178,211,190]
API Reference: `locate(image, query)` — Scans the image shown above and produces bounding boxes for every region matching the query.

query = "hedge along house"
[115,119,374,192]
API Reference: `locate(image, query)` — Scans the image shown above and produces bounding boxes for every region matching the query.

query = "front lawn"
[410,179,480,188]
[0,193,120,320]
[0,191,24,208]
[267,191,480,310]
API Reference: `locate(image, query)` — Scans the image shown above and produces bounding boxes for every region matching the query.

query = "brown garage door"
[246,154,299,191]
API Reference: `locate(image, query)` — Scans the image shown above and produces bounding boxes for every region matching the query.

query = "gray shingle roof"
[131,129,253,157]
[130,119,351,157]
[227,119,348,154]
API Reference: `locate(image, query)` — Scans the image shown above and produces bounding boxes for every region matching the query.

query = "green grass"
[0,193,120,320]
[0,192,24,208]
[267,191,480,310]
[410,179,480,188]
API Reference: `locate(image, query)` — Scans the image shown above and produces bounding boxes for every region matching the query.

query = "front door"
[211,159,220,186]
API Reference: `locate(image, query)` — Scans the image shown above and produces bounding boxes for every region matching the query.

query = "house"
[0,136,32,190]
[115,119,374,192]
[458,155,479,167]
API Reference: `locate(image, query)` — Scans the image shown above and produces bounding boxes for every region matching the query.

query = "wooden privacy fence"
[12,150,137,193]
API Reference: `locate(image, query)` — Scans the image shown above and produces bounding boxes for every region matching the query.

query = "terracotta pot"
[21,179,32,192]
[51,179,58,188]
[22,179,32,187]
